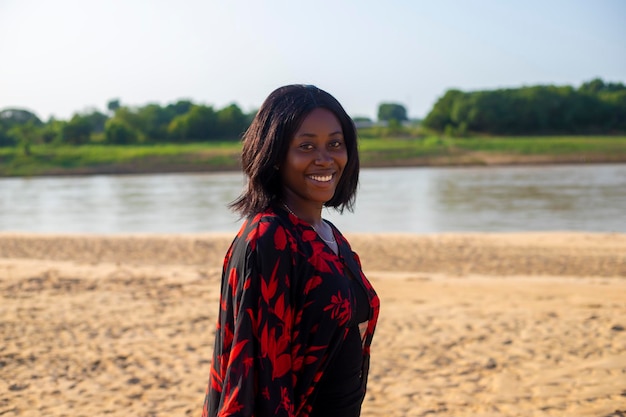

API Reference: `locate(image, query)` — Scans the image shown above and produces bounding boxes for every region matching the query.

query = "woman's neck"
[281,199,324,228]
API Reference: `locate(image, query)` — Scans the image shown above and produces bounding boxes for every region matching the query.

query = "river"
[1,164,624,234]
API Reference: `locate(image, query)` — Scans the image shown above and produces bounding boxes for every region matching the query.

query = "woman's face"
[280,107,348,208]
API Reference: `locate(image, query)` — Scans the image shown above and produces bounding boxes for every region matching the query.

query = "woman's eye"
[299,143,314,151]
[330,140,343,148]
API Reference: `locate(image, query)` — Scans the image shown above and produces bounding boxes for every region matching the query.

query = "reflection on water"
[426,164,625,232]
[1,173,245,233]
[1,164,625,234]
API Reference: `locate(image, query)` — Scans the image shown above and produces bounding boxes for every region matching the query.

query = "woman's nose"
[315,149,332,165]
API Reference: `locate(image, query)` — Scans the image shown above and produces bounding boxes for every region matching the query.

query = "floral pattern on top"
[201,204,379,417]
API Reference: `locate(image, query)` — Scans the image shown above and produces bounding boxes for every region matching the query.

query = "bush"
[105,119,138,144]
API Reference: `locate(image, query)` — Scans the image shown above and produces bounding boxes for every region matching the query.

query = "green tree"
[62,114,93,145]
[423,79,626,135]
[167,104,217,141]
[0,108,43,149]
[165,100,194,118]
[600,90,626,131]
[377,103,408,123]
[136,103,173,141]
[82,110,108,133]
[40,118,65,144]
[216,103,247,138]
[423,90,463,131]
[0,108,42,126]
[110,107,145,141]
[8,121,40,155]
[578,78,626,95]
[107,99,121,113]
[105,118,138,144]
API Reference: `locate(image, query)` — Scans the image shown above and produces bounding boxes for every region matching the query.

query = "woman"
[202,84,380,417]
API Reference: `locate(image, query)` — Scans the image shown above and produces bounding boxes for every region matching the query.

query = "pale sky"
[1,0,625,122]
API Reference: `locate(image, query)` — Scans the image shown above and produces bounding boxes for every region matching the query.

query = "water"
[1,164,625,234]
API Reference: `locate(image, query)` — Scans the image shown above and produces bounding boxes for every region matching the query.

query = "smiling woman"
[201,85,379,417]
[279,107,349,253]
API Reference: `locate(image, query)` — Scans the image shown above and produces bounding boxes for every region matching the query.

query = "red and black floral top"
[201,204,380,417]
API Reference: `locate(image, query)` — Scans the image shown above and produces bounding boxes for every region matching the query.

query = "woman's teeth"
[309,174,332,182]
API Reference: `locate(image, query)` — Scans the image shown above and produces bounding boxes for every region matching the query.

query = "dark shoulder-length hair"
[229,84,360,217]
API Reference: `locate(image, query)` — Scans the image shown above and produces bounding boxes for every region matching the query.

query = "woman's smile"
[307,173,335,183]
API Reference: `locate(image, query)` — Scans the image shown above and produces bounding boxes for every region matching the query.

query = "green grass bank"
[1,136,625,177]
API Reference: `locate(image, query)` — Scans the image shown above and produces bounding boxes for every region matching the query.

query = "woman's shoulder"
[234,205,295,252]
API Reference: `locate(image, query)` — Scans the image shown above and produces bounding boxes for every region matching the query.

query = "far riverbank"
[5,152,626,178]
[1,136,625,177]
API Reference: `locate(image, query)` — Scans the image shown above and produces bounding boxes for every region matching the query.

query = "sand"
[1,232,625,417]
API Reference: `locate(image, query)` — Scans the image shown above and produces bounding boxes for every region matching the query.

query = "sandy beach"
[1,232,625,417]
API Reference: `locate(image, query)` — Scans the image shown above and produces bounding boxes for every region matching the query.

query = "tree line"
[0,97,413,155]
[1,78,624,154]
[422,78,626,136]
[0,99,255,154]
